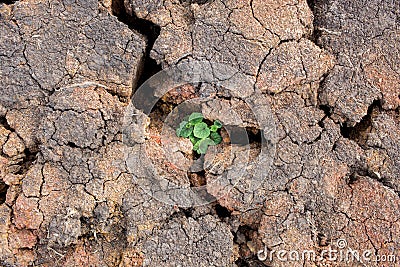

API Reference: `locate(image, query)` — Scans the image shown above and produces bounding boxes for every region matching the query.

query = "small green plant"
[176,112,223,154]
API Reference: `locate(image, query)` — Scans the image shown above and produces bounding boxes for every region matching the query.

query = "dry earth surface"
[0,0,399,266]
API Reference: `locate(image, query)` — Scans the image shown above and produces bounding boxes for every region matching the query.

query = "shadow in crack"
[111,0,162,89]
[0,181,8,204]
[180,0,211,4]
[234,225,269,267]
[0,0,17,5]
[305,0,325,48]
[340,100,381,147]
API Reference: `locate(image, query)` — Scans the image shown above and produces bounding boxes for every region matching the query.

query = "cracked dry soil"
[0,0,399,266]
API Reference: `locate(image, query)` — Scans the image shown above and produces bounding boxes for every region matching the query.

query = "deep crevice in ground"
[0,0,17,5]
[234,225,268,267]
[305,0,324,48]
[2,148,39,176]
[307,0,338,136]
[111,0,161,90]
[0,117,38,175]
[180,0,211,4]
[0,116,13,132]
[340,100,381,148]
[318,104,332,120]
[228,126,263,146]
[16,148,38,175]
[214,204,231,219]
[0,181,8,204]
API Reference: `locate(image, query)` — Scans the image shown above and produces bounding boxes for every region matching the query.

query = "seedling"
[176,112,223,154]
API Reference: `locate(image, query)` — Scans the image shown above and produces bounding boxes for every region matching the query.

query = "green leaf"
[210,125,218,132]
[210,132,222,144]
[213,120,222,128]
[193,122,210,139]
[177,121,193,138]
[176,121,187,137]
[188,112,203,124]
[181,126,193,138]
[176,115,222,154]
[196,138,215,154]
[189,133,200,145]
[193,139,200,151]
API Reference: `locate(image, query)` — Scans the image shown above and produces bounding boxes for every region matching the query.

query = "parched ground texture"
[0,0,399,266]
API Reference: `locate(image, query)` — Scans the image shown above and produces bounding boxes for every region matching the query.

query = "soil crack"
[111,0,161,90]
